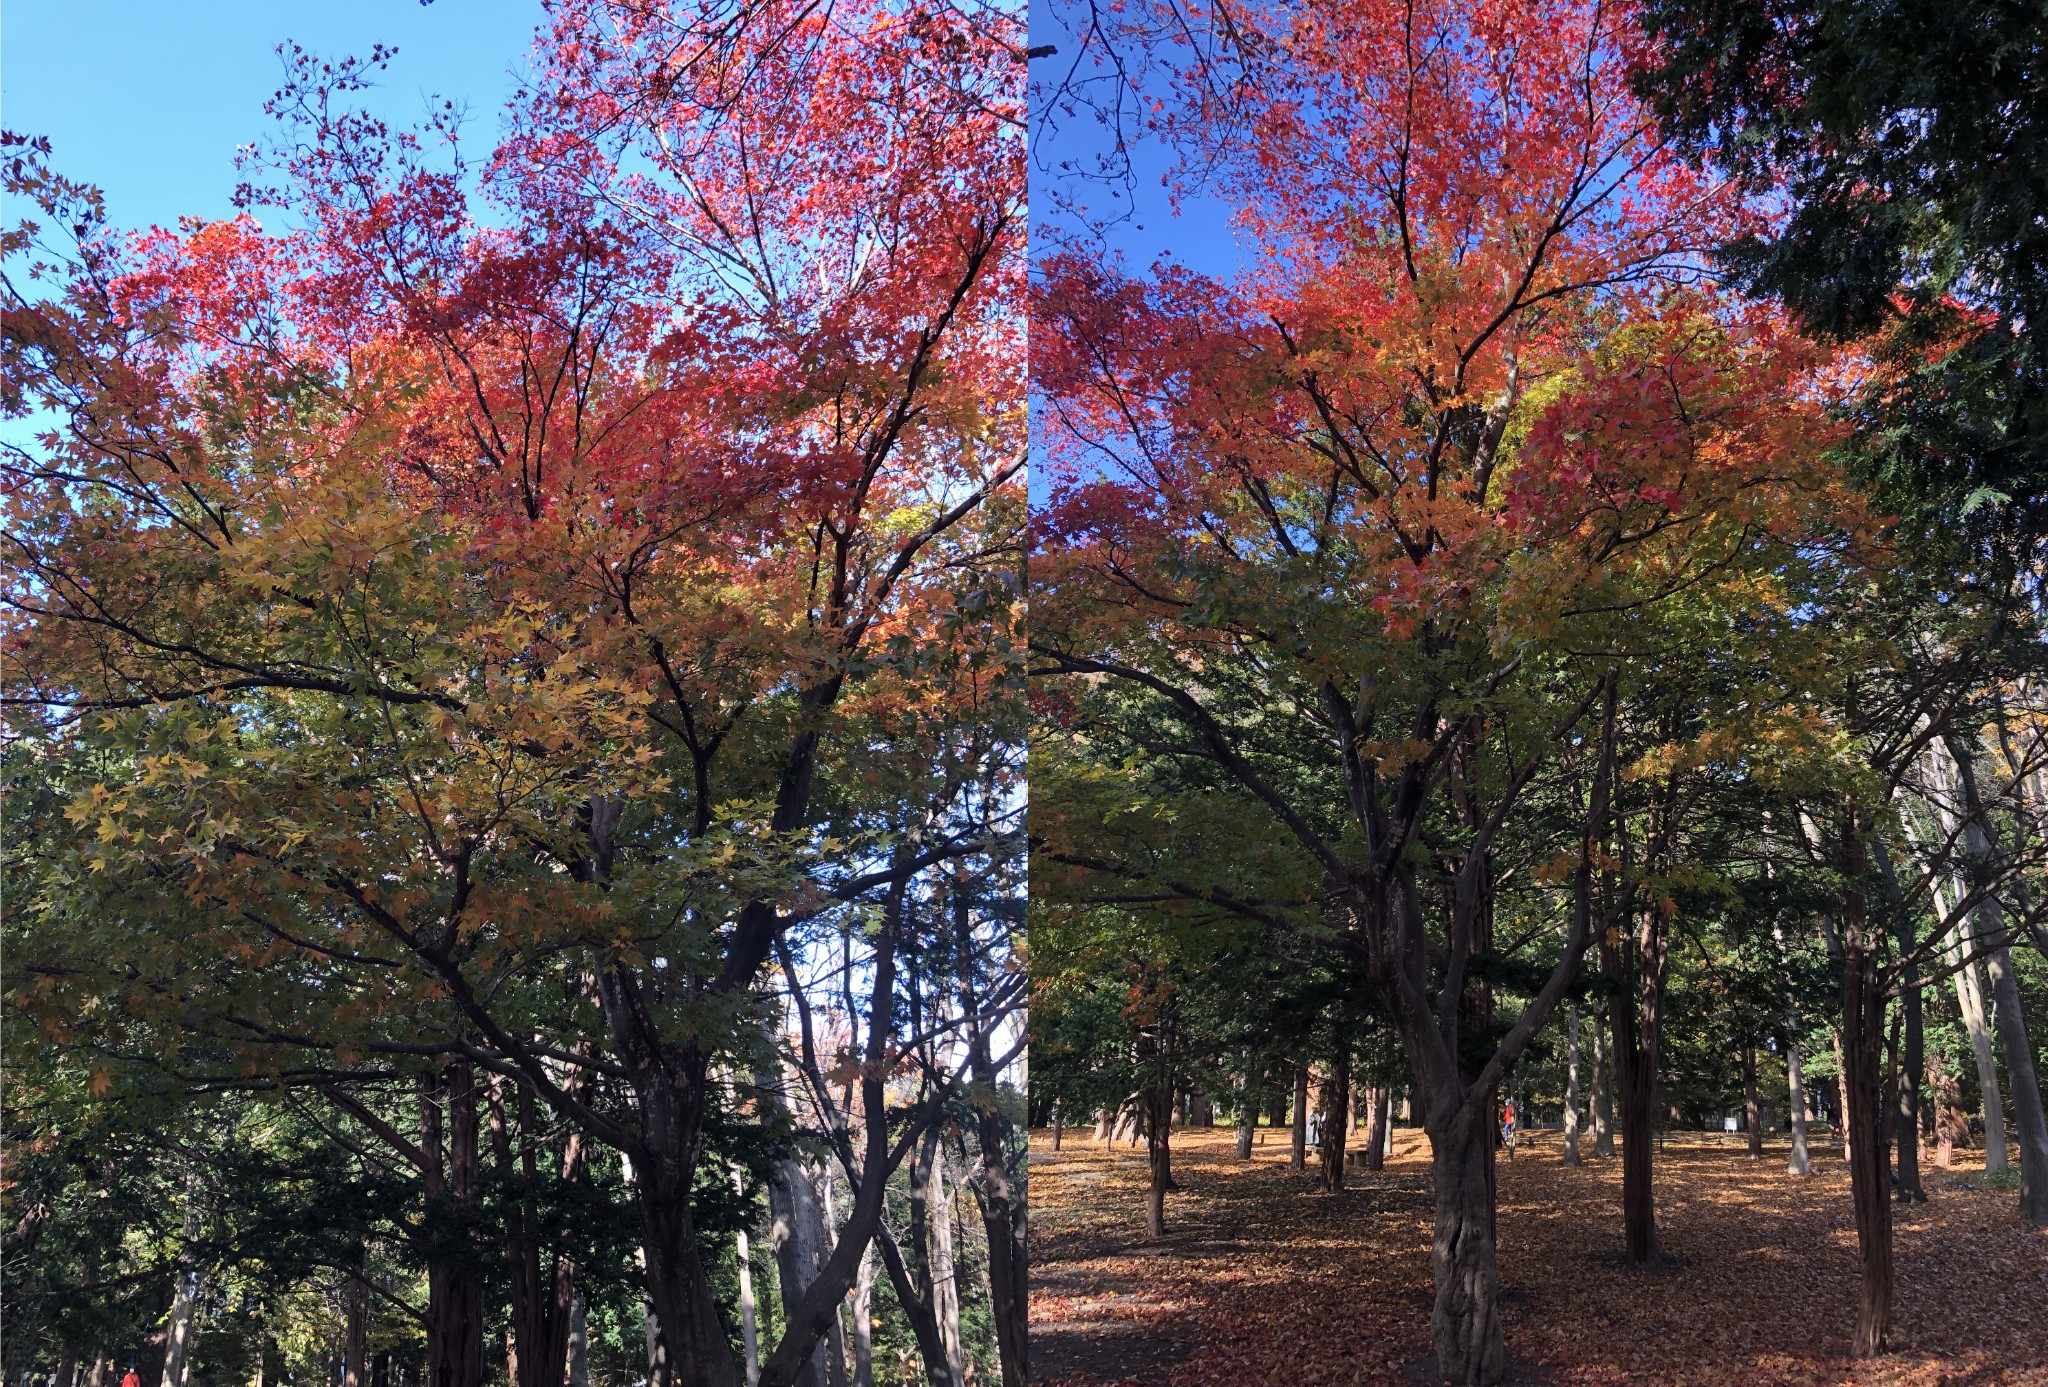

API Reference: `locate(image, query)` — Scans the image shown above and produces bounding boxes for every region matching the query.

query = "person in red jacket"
[121,1369,141,1387]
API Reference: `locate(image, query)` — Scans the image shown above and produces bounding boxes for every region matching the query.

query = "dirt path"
[1030,1125,2048,1385]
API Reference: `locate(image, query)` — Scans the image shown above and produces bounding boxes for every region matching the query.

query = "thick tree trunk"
[1290,1068,1308,1172]
[637,1149,743,1387]
[157,1210,199,1387]
[926,1150,964,1387]
[1840,850,1893,1357]
[1743,1043,1763,1159]
[422,1066,487,1387]
[567,1295,590,1387]
[1590,1008,1615,1158]
[1145,1077,1175,1239]
[1605,925,1667,1265]
[1562,1004,1582,1168]
[767,1153,834,1387]
[1319,1050,1351,1192]
[1426,1107,1506,1387]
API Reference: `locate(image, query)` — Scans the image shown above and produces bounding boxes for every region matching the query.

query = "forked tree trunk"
[1426,1105,1506,1387]
[1562,1004,1582,1168]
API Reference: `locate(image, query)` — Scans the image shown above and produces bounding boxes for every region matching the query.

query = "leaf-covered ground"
[1030,1125,2048,1385]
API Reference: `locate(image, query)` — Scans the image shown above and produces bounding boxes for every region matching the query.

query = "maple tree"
[1027,0,1890,1377]
[5,0,1023,1384]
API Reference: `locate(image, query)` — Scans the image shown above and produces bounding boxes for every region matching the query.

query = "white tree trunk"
[928,1149,964,1387]
[1562,1003,1582,1167]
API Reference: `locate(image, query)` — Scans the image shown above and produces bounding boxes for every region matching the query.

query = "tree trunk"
[568,1295,590,1387]
[1839,835,1894,1357]
[344,1261,369,1387]
[1290,1068,1308,1172]
[850,1241,874,1387]
[1235,1066,1256,1160]
[736,1224,760,1386]
[1319,1050,1351,1192]
[1145,1076,1175,1239]
[158,1193,201,1387]
[1363,1087,1391,1172]
[1050,1104,1062,1151]
[1785,1032,1812,1176]
[1945,738,2048,1222]
[926,1150,964,1387]
[1590,1007,1615,1158]
[422,1066,488,1387]
[1743,1042,1763,1159]
[1426,1106,1506,1387]
[1562,1004,1582,1168]
[1604,914,1669,1265]
[767,1153,833,1387]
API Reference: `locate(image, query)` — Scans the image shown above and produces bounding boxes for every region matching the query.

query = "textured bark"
[1318,1051,1351,1192]
[1427,1109,1506,1387]
[1562,1004,1582,1168]
[927,1151,964,1387]
[1604,905,1670,1265]
[767,1153,834,1387]
[419,1064,488,1387]
[568,1295,590,1387]
[157,1199,200,1387]
[735,1224,760,1385]
[1839,824,1893,1357]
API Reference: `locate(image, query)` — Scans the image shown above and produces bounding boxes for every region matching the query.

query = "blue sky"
[3,1,545,232]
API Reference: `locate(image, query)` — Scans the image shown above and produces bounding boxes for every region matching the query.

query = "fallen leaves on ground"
[1030,1126,2048,1385]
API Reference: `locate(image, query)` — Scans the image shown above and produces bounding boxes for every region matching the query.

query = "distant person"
[121,1369,140,1387]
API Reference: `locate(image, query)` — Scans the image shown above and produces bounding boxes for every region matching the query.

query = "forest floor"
[1030,1124,2048,1386]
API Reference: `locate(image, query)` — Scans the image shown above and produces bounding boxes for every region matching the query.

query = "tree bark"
[926,1149,964,1387]
[1742,1042,1763,1159]
[1562,1004,1582,1168]
[344,1258,369,1387]
[1590,1006,1615,1159]
[850,1241,875,1387]
[1363,1087,1391,1172]
[1145,1076,1175,1239]
[1785,1032,1811,1176]
[1946,737,2048,1224]
[158,1190,201,1387]
[1235,1065,1256,1160]
[767,1150,834,1387]
[568,1295,590,1387]
[1290,1068,1307,1172]
[422,1065,487,1387]
[1838,810,1893,1356]
[1426,1105,1506,1387]
[1319,1049,1351,1192]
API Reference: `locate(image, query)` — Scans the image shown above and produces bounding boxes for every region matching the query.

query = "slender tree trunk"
[1235,1065,1256,1161]
[1743,1043,1763,1159]
[1605,915,1669,1265]
[1562,1004,1582,1168]
[1785,1032,1811,1176]
[1590,1007,1615,1158]
[1426,1104,1506,1387]
[344,1258,369,1387]
[736,1223,760,1386]
[1145,1076,1175,1239]
[1363,1087,1391,1172]
[1834,1030,1853,1168]
[1839,823,1894,1356]
[1947,739,2048,1222]
[1319,1049,1351,1192]
[850,1241,874,1387]
[1050,1104,1062,1151]
[1290,1068,1308,1172]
